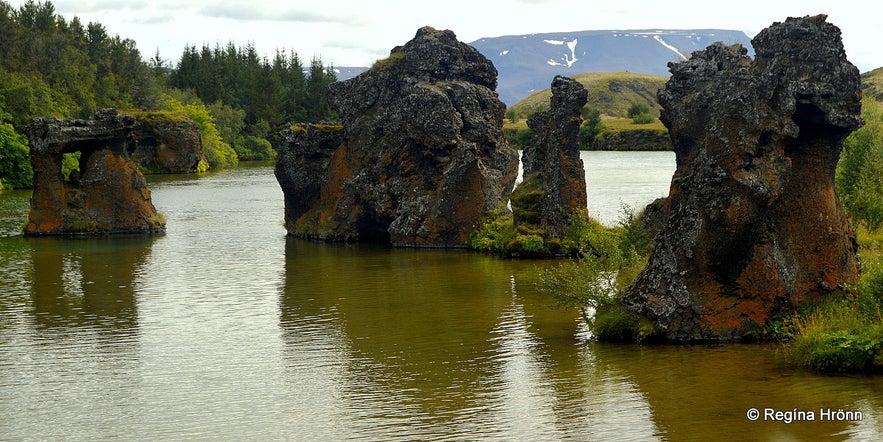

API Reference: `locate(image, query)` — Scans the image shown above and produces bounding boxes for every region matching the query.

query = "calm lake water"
[1,152,881,441]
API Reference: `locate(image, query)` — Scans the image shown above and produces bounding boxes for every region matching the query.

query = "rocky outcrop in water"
[622,15,863,341]
[274,27,519,247]
[130,114,206,174]
[512,75,588,237]
[24,109,165,236]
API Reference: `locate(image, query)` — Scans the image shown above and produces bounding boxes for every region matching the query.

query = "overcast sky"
[14,0,882,72]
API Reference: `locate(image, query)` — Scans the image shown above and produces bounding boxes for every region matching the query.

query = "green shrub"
[837,97,883,231]
[467,210,516,253]
[165,95,238,169]
[536,206,654,340]
[61,152,81,181]
[790,257,883,372]
[858,256,883,318]
[234,135,276,161]
[626,102,651,119]
[507,233,546,256]
[631,113,655,124]
[0,117,33,188]
[578,106,602,149]
[503,126,536,150]
[793,324,883,373]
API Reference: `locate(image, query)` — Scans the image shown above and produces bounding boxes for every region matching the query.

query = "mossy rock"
[594,303,655,342]
[511,175,544,226]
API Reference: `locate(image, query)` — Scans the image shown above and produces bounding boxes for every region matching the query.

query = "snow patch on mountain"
[546,38,579,68]
[653,35,687,60]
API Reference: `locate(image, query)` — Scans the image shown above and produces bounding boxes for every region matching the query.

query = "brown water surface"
[0,155,880,441]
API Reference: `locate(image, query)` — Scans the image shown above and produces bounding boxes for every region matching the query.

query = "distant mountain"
[469,29,754,105]
[333,66,368,81]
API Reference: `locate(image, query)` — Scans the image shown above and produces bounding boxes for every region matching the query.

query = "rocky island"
[275,26,519,247]
[24,109,167,236]
[511,75,589,238]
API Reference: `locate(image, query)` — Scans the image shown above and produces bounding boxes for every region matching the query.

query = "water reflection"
[2,161,881,440]
[1,236,154,440]
[278,238,662,440]
[594,343,883,440]
[28,236,153,331]
[279,239,511,438]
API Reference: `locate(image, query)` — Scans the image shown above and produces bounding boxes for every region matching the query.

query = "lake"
[1,152,881,440]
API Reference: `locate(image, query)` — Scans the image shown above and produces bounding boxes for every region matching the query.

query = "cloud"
[132,14,177,25]
[53,0,151,14]
[200,2,368,26]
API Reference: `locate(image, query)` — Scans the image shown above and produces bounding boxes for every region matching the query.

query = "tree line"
[0,0,338,189]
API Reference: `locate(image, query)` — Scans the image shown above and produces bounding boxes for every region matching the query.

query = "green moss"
[510,175,544,226]
[315,122,344,132]
[370,52,406,74]
[148,212,167,230]
[137,164,161,175]
[593,303,655,342]
[195,160,210,173]
[123,109,192,125]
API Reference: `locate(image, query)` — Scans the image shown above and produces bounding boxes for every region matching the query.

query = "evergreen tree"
[306,57,337,122]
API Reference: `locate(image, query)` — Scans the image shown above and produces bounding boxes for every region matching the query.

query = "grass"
[598,115,665,132]
[503,115,668,151]
[788,226,883,373]
[370,52,406,74]
[861,67,883,101]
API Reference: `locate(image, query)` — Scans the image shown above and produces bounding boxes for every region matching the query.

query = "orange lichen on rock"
[23,109,165,236]
[622,16,862,341]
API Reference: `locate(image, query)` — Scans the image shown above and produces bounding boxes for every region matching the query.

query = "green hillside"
[861,67,883,101]
[507,72,668,118]
[503,72,670,151]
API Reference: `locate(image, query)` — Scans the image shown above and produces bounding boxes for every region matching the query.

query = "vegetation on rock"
[0,0,338,186]
[534,207,654,340]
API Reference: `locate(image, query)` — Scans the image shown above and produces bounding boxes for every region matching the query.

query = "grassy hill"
[507,72,668,119]
[504,72,670,151]
[861,67,883,101]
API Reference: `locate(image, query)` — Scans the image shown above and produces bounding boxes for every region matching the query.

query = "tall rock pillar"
[622,15,862,341]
